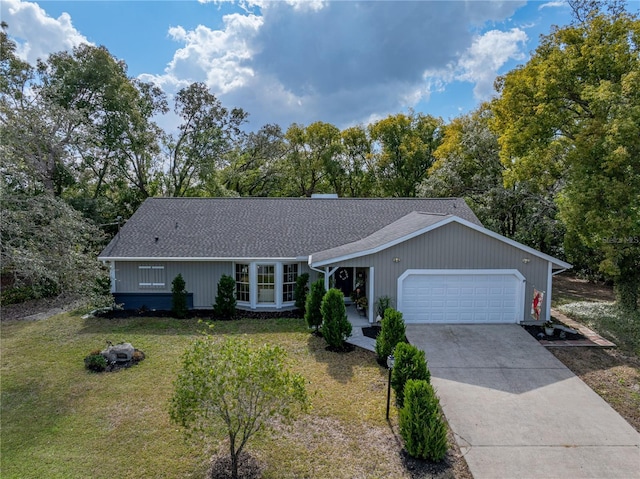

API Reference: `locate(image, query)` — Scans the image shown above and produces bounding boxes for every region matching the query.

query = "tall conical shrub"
[375,307,406,363]
[399,379,448,461]
[172,274,188,318]
[305,279,326,332]
[321,288,352,349]
[391,342,430,406]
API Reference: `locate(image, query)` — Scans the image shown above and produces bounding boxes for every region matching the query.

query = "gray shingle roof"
[98,197,481,260]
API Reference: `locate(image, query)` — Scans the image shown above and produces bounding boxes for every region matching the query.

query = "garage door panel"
[400,271,522,324]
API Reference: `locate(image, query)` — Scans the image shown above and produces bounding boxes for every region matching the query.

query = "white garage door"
[398,270,524,324]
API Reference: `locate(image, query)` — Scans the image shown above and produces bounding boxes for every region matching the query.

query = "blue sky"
[1,0,613,131]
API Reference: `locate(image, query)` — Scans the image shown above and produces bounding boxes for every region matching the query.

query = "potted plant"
[543,321,555,336]
[356,296,368,315]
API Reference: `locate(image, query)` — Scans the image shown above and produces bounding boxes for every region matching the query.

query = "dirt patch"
[0,293,84,321]
[549,347,640,431]
[553,273,615,303]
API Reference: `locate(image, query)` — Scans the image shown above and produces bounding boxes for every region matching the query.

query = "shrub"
[399,379,448,462]
[305,279,326,332]
[171,274,188,319]
[321,288,352,349]
[375,308,406,363]
[294,273,310,310]
[391,342,430,406]
[84,353,107,372]
[213,274,237,320]
[375,296,393,319]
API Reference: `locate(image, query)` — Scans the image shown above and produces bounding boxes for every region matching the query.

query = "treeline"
[1,1,638,309]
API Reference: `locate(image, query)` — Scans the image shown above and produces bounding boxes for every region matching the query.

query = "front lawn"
[0,313,466,478]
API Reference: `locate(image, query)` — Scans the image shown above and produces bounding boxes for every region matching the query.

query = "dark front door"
[334,267,353,298]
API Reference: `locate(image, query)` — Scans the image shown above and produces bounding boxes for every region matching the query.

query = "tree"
[369,111,443,197]
[320,288,352,349]
[0,192,107,302]
[491,4,640,309]
[171,274,188,318]
[399,379,448,462]
[220,123,287,196]
[164,82,247,197]
[213,274,237,320]
[170,336,308,479]
[305,279,326,332]
[422,105,565,256]
[279,121,342,197]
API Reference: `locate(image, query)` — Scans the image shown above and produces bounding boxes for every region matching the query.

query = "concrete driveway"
[406,324,640,479]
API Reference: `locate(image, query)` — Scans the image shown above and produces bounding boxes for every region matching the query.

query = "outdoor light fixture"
[392,257,400,263]
[522,258,531,264]
[386,354,395,420]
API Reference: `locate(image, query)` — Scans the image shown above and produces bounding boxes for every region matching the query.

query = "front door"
[334,267,353,298]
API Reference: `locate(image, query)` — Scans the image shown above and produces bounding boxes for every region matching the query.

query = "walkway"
[406,324,640,479]
[345,304,376,352]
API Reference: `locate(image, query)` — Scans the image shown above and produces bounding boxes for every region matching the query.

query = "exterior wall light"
[392,257,400,263]
[522,258,531,264]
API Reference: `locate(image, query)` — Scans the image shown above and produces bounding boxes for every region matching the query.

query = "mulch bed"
[522,322,586,342]
[362,325,382,339]
[93,308,304,320]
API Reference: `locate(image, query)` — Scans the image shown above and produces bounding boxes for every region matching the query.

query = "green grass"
[1,313,426,479]
[557,302,640,356]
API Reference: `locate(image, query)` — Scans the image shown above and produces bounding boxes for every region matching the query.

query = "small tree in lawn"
[170,335,308,479]
[213,274,236,320]
[375,308,406,364]
[321,288,352,349]
[294,273,310,310]
[399,379,448,462]
[172,274,188,318]
[391,342,430,406]
[305,278,326,333]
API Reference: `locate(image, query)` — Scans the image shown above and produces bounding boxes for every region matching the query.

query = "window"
[138,265,165,289]
[282,264,298,302]
[257,265,275,303]
[235,263,250,302]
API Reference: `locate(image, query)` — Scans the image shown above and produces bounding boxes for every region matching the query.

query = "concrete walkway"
[406,324,640,479]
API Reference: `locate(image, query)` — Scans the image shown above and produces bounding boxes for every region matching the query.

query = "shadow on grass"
[306,333,360,383]
[78,316,308,337]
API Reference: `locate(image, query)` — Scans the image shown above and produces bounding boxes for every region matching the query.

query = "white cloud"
[0,0,89,64]
[456,28,528,99]
[539,1,566,10]
[150,1,526,128]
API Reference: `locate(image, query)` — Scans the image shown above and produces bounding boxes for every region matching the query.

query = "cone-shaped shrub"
[172,274,188,318]
[305,279,326,332]
[321,288,352,349]
[391,342,430,406]
[213,274,237,320]
[399,379,448,461]
[294,273,310,310]
[375,308,406,363]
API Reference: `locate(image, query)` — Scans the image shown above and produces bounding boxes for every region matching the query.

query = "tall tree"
[339,125,377,197]
[369,112,443,197]
[220,123,287,196]
[422,106,564,255]
[279,121,342,197]
[492,3,640,309]
[164,82,247,197]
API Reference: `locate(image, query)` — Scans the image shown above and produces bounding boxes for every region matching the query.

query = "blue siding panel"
[114,292,193,311]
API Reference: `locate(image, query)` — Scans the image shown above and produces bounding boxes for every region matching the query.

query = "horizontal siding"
[328,222,551,322]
